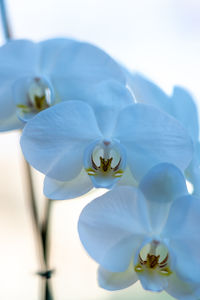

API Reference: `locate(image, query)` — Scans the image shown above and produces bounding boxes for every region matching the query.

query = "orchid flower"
[0,38,125,131]
[21,82,193,200]
[78,163,200,300]
[125,72,200,195]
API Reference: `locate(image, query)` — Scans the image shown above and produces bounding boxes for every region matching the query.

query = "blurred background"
[0,0,200,299]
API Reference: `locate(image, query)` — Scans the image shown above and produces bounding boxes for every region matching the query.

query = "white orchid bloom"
[125,72,200,195]
[21,81,193,200]
[78,163,200,299]
[0,38,125,131]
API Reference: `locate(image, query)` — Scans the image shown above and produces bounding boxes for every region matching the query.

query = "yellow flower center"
[86,154,123,178]
[17,77,52,114]
[134,241,172,277]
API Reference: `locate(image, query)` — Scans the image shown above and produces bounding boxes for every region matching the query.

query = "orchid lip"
[134,240,172,277]
[84,139,127,188]
[13,75,55,122]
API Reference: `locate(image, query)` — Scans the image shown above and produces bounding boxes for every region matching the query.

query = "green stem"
[0,0,11,40]
[22,156,54,300]
[0,0,55,295]
[41,198,52,266]
[41,198,54,300]
[22,157,45,270]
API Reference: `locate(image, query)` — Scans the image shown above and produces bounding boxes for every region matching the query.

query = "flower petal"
[38,38,76,72]
[78,186,151,272]
[163,195,200,283]
[139,163,188,233]
[54,80,134,137]
[126,72,171,113]
[117,167,138,187]
[126,73,199,143]
[52,41,125,85]
[171,86,199,142]
[98,264,138,291]
[0,40,38,131]
[21,101,102,181]
[114,103,193,181]
[185,142,200,196]
[137,270,169,292]
[165,272,200,300]
[0,84,23,131]
[44,169,93,200]
[0,39,37,74]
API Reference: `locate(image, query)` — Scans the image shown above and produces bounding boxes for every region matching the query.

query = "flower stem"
[22,156,54,300]
[22,157,45,270]
[41,198,52,265]
[0,0,55,296]
[41,198,54,300]
[0,0,11,40]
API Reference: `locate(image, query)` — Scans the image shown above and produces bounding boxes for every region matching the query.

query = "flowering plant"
[0,2,200,299]
[78,163,200,299]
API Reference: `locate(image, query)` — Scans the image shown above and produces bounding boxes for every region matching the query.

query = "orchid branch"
[0,0,11,40]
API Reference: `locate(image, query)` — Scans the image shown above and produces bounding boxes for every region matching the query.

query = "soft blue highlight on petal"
[98,265,138,291]
[21,101,102,181]
[126,72,171,113]
[58,80,134,138]
[78,186,151,272]
[113,103,193,181]
[171,86,199,142]
[165,272,200,300]
[163,194,200,283]
[139,163,188,232]
[51,40,125,85]
[0,38,125,131]
[44,169,93,200]
[126,73,199,141]
[125,71,200,195]
[78,163,200,295]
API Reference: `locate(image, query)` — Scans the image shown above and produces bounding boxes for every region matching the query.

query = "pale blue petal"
[21,101,102,181]
[163,195,200,283]
[98,264,138,291]
[117,167,138,187]
[78,186,151,272]
[139,163,188,232]
[125,72,171,113]
[53,79,134,137]
[0,39,73,128]
[166,273,200,300]
[186,142,200,196]
[137,270,169,292]
[126,72,199,143]
[38,38,76,73]
[171,86,199,142]
[44,169,93,200]
[114,104,193,181]
[0,40,38,73]
[52,41,125,85]
[0,84,23,131]
[0,40,38,131]
[0,113,23,131]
